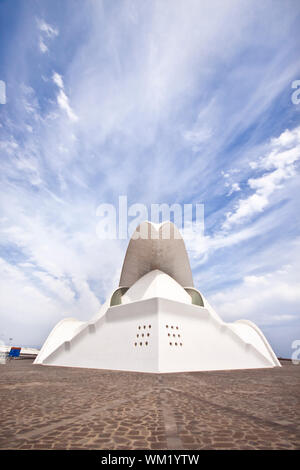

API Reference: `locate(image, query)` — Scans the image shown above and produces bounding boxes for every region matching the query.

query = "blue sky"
[0,0,300,357]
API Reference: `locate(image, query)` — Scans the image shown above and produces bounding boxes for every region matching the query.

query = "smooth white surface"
[34,318,85,364]
[229,319,281,366]
[35,220,280,372]
[36,271,280,372]
[39,296,278,372]
[122,270,192,305]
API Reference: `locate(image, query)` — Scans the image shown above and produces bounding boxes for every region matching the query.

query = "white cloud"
[210,257,300,327]
[52,72,64,89]
[34,271,75,303]
[0,140,19,153]
[183,127,213,149]
[0,257,62,346]
[223,126,300,229]
[0,195,124,346]
[37,19,59,38]
[227,182,241,196]
[37,18,58,54]
[1,0,300,357]
[57,89,78,122]
[39,38,48,54]
[52,72,78,122]
[185,224,260,266]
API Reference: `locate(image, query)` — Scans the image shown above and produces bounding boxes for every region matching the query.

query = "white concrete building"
[35,221,280,372]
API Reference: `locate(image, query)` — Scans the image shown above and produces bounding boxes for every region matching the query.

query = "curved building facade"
[35,221,280,372]
[119,221,194,288]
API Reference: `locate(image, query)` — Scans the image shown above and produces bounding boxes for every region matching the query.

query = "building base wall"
[39,297,279,373]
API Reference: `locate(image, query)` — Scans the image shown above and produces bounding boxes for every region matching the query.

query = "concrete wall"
[41,297,278,373]
[119,221,194,288]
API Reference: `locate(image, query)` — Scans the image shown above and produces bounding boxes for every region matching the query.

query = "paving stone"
[0,359,299,450]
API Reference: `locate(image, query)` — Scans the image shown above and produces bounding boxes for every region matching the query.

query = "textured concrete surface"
[0,359,299,450]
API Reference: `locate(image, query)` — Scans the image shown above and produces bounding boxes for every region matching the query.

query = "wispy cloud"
[37,18,58,54]
[0,0,299,356]
[52,72,78,122]
[223,126,300,229]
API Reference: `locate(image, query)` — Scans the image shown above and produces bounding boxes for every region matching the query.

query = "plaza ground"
[0,359,299,450]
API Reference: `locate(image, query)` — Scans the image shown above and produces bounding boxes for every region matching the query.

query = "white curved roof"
[34,317,85,364]
[119,221,194,288]
[122,269,192,305]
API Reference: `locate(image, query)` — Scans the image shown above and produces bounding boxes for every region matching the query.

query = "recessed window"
[140,342,142,346]
[137,334,139,337]
[166,325,168,328]
[143,325,146,329]
[145,341,148,346]
[178,334,180,337]
[170,342,172,346]
[173,334,175,337]
[168,333,170,337]
[134,342,137,346]
[142,333,144,337]
[180,343,182,346]
[138,326,141,329]
[175,342,178,346]
[149,325,151,328]
[147,333,150,337]
[176,326,178,330]
[171,326,173,329]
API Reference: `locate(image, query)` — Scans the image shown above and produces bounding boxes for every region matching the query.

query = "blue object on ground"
[8,347,21,358]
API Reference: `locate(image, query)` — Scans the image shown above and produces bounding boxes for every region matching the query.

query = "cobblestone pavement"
[0,360,299,450]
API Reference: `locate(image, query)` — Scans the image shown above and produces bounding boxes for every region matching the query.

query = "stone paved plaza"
[0,359,299,450]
